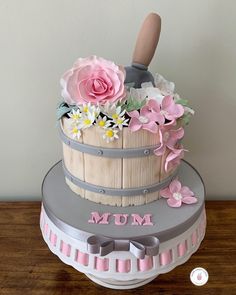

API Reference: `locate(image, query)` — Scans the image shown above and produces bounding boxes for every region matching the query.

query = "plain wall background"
[0,0,235,200]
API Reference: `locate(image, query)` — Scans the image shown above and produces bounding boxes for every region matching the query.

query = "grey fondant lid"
[42,160,205,243]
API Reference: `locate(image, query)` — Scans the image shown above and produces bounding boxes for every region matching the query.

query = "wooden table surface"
[0,201,235,295]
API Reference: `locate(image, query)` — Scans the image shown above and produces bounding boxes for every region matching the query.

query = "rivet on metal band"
[62,161,179,197]
[59,125,161,159]
[144,149,150,155]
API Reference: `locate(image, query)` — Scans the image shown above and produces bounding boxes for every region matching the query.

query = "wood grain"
[61,118,175,207]
[0,201,235,295]
[62,117,85,198]
[122,128,161,206]
[83,126,123,206]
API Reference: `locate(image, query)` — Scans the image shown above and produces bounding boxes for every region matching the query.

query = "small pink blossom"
[143,96,184,125]
[154,127,184,156]
[140,99,165,124]
[161,95,185,120]
[128,105,158,133]
[160,179,197,207]
[164,147,184,172]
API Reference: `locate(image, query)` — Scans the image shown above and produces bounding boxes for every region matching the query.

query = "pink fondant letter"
[131,214,153,226]
[88,212,111,224]
[113,214,129,226]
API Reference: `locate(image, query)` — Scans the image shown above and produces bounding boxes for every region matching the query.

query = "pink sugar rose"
[60,56,126,105]
[154,127,185,156]
[160,179,197,207]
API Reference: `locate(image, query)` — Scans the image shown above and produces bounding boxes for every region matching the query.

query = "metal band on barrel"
[62,161,179,197]
[59,125,160,158]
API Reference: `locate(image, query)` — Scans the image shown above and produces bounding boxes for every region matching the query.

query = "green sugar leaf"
[176,98,189,106]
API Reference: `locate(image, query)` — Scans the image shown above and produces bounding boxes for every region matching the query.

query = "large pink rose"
[60,55,126,105]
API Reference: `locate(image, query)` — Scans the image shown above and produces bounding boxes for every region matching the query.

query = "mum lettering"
[88,211,153,226]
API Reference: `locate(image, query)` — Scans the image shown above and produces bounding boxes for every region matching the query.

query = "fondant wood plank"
[122,128,161,206]
[82,126,122,206]
[62,118,85,198]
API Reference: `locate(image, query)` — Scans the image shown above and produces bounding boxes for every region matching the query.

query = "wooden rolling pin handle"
[132,13,161,67]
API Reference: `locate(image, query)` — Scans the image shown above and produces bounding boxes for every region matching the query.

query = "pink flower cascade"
[141,96,184,125]
[160,179,197,208]
[154,127,184,156]
[164,147,185,172]
[60,56,126,105]
[154,125,185,172]
[128,98,185,172]
[128,97,184,134]
[128,107,158,134]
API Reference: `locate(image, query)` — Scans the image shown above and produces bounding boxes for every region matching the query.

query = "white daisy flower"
[79,111,96,129]
[79,102,100,118]
[70,125,81,140]
[68,108,81,122]
[101,102,125,119]
[110,106,126,121]
[102,128,119,143]
[96,116,111,129]
[79,102,91,114]
[113,116,129,130]
[93,104,101,118]
[102,102,125,117]
[101,101,117,118]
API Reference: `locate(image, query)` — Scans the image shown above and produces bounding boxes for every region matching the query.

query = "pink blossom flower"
[140,99,166,125]
[154,127,184,156]
[142,96,184,125]
[161,95,185,120]
[128,104,158,133]
[164,147,184,172]
[160,179,197,207]
[60,56,126,106]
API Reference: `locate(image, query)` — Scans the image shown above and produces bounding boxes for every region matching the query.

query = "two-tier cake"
[40,13,206,289]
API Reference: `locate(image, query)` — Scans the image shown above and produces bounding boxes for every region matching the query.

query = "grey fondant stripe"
[59,125,161,158]
[62,161,179,197]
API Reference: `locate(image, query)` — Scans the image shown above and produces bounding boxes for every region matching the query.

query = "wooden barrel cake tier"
[60,117,179,207]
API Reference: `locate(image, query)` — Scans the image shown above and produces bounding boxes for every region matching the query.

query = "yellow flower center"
[106,130,114,138]
[72,114,80,120]
[99,120,105,127]
[112,113,118,119]
[83,119,91,125]
[116,118,123,124]
[83,106,88,113]
[72,127,78,134]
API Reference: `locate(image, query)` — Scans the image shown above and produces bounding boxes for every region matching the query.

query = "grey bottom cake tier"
[40,160,206,289]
